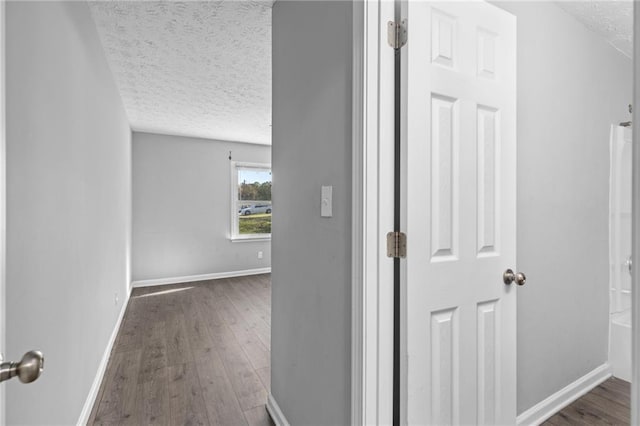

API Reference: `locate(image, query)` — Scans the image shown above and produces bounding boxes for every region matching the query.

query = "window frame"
[229,161,272,242]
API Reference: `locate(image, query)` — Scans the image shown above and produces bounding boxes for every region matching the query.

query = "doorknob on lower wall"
[503,269,526,286]
[0,350,44,384]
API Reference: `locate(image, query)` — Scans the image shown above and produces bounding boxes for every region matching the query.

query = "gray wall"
[132,132,271,282]
[271,2,352,425]
[5,1,131,424]
[493,2,633,414]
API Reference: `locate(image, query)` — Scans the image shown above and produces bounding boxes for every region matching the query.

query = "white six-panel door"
[402,2,516,424]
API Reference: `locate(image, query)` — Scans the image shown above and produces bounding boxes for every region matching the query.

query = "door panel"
[402,2,516,424]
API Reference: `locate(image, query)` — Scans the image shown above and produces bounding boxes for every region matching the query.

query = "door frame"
[631,3,639,424]
[353,1,640,425]
[351,0,395,424]
[0,0,6,423]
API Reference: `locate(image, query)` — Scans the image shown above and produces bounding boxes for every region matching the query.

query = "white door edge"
[351,1,395,424]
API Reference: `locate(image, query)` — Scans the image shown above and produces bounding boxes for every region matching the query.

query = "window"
[230,162,272,240]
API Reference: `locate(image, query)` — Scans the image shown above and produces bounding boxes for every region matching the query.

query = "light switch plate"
[321,185,333,217]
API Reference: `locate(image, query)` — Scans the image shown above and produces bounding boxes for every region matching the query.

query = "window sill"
[230,235,271,243]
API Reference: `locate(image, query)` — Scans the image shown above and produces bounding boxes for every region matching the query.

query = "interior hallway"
[88,274,274,426]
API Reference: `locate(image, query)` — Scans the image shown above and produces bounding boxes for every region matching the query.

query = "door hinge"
[387,231,407,258]
[387,19,407,49]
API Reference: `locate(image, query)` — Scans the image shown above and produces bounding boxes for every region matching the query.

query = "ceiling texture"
[89,1,272,145]
[89,1,632,146]
[556,1,632,58]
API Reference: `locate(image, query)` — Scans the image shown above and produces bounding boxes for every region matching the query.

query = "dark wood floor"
[88,274,274,426]
[89,273,631,426]
[543,377,630,425]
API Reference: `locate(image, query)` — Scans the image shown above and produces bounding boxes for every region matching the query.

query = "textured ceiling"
[89,1,631,145]
[89,1,272,145]
[556,1,632,58]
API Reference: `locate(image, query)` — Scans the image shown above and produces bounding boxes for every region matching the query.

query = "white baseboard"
[266,394,290,426]
[131,267,272,288]
[516,363,612,426]
[76,290,131,425]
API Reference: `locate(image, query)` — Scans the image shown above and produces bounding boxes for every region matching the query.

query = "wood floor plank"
[610,376,631,388]
[225,277,270,323]
[181,289,217,360]
[197,348,248,426]
[92,350,142,425]
[210,282,242,326]
[222,281,271,349]
[565,397,622,425]
[135,294,166,322]
[544,378,632,426]
[168,363,210,426]
[138,320,168,384]
[165,313,195,366]
[604,376,632,397]
[193,285,225,331]
[208,284,270,370]
[256,366,271,392]
[114,298,145,353]
[243,405,275,426]
[243,277,271,311]
[233,325,269,373]
[207,323,268,411]
[232,276,271,325]
[138,366,170,425]
[552,405,604,425]
[591,383,631,408]
[581,392,629,423]
[246,274,271,295]
[542,412,575,426]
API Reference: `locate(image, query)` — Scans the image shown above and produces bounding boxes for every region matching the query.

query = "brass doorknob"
[0,350,44,384]
[503,269,526,286]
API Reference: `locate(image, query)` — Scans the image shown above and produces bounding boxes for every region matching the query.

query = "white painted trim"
[372,2,396,425]
[76,290,131,426]
[516,363,612,426]
[230,236,271,243]
[632,4,640,423]
[266,393,290,426]
[131,267,271,288]
[0,0,6,423]
[351,1,396,425]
